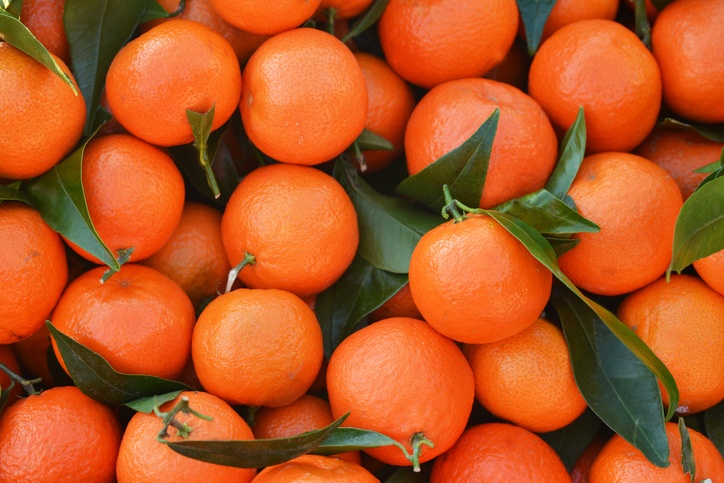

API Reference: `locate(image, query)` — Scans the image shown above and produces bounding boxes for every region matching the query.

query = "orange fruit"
[106,19,241,147]
[557,152,683,296]
[0,386,121,482]
[617,274,724,415]
[0,202,67,344]
[378,0,519,89]
[221,163,358,298]
[319,0,374,19]
[464,318,587,433]
[0,344,23,407]
[192,288,324,407]
[634,127,722,200]
[20,0,70,63]
[651,0,724,123]
[210,0,322,35]
[0,42,85,179]
[141,201,231,308]
[252,455,379,482]
[354,52,416,173]
[408,214,552,344]
[694,248,724,297]
[538,0,619,42]
[483,37,531,91]
[51,264,196,380]
[240,28,367,166]
[326,317,475,466]
[589,422,724,482]
[63,134,185,264]
[405,78,558,209]
[117,391,256,483]
[368,282,422,322]
[12,324,55,388]
[529,19,661,153]
[570,434,608,483]
[430,423,572,482]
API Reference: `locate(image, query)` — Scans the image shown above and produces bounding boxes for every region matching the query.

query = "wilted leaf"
[679,419,696,482]
[516,0,557,55]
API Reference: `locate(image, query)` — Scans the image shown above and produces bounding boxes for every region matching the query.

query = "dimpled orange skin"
[589,422,724,482]
[405,78,558,209]
[252,455,379,483]
[0,202,67,344]
[241,28,367,166]
[51,264,196,380]
[408,214,552,344]
[430,423,572,482]
[20,0,70,63]
[0,386,121,483]
[617,275,724,415]
[378,0,519,89]
[651,0,724,123]
[326,317,475,466]
[117,391,256,483]
[221,163,359,298]
[558,153,683,296]
[0,43,85,180]
[694,249,724,297]
[105,19,241,147]
[539,0,619,41]
[192,288,324,408]
[529,19,661,154]
[210,0,321,35]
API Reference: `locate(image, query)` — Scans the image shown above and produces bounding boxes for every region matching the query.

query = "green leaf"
[313,427,398,455]
[704,401,724,458]
[495,188,599,235]
[396,109,499,212]
[315,255,408,359]
[2,0,22,18]
[186,105,222,198]
[0,9,77,93]
[632,0,652,48]
[539,409,602,471]
[0,184,32,204]
[693,159,722,175]
[679,419,696,482]
[546,235,580,257]
[0,381,14,414]
[545,106,587,199]
[355,128,394,152]
[334,160,440,273]
[341,0,389,43]
[124,390,186,413]
[551,286,670,468]
[668,176,724,274]
[516,0,557,55]
[46,321,191,406]
[139,0,182,23]
[166,413,348,468]
[23,127,119,270]
[658,118,724,143]
[64,0,153,135]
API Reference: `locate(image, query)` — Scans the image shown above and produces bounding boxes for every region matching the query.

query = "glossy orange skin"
[241,28,367,166]
[319,0,374,19]
[694,249,724,297]
[252,455,379,482]
[539,0,618,41]
[652,0,724,123]
[0,386,121,483]
[192,288,324,407]
[51,264,196,380]
[409,214,552,344]
[64,134,185,263]
[634,127,721,200]
[617,275,724,415]
[378,0,519,89]
[0,202,67,344]
[327,317,475,466]
[558,153,683,296]
[589,422,724,482]
[20,0,70,63]
[464,318,587,433]
[529,19,661,153]
[0,43,85,179]
[570,435,608,483]
[221,164,358,298]
[117,391,256,483]
[210,0,321,35]
[430,423,572,482]
[141,202,230,308]
[405,78,558,209]
[368,282,422,322]
[106,19,241,147]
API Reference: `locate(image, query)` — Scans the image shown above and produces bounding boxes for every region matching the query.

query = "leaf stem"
[325,7,337,35]
[100,247,135,284]
[388,432,434,472]
[224,252,256,294]
[352,140,367,172]
[154,395,213,443]
[0,363,42,395]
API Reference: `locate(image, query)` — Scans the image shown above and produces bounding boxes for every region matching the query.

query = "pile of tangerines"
[0,0,722,481]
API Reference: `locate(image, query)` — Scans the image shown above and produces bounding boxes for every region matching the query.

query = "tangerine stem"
[0,362,42,396]
[100,247,135,284]
[353,140,367,172]
[224,252,256,294]
[409,432,434,472]
[154,395,213,443]
[441,184,465,223]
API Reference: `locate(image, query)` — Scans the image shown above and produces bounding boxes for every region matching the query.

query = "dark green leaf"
[659,118,724,143]
[516,0,557,55]
[341,0,389,43]
[495,188,599,235]
[704,401,724,458]
[0,9,77,93]
[139,0,181,23]
[167,413,348,468]
[125,390,186,413]
[0,184,32,204]
[65,0,152,135]
[632,0,652,48]
[396,109,499,212]
[187,105,222,198]
[545,106,586,199]
[3,0,22,18]
[668,176,724,274]
[46,321,191,406]
[546,235,580,258]
[679,419,696,482]
[315,255,408,359]
[334,160,440,273]
[313,427,397,455]
[696,150,724,189]
[356,128,394,152]
[539,409,602,471]
[551,286,670,468]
